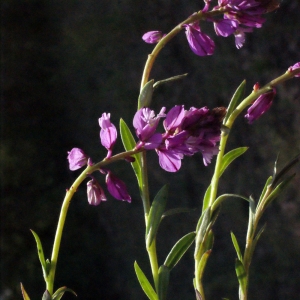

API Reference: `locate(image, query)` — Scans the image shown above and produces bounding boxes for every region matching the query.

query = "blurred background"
[1,1,300,299]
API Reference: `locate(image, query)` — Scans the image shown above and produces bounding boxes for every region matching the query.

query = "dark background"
[1,1,300,299]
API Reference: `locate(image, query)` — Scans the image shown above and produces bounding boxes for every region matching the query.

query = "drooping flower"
[133,107,166,149]
[106,171,131,202]
[288,62,300,77]
[142,31,165,44]
[87,178,107,206]
[245,88,276,124]
[67,148,88,171]
[99,113,117,158]
[156,147,183,173]
[184,22,215,56]
[214,19,239,37]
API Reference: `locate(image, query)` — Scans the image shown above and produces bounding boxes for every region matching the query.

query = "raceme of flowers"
[142,0,280,55]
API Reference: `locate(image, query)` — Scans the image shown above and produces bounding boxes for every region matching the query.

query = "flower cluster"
[142,0,279,55]
[134,105,225,172]
[67,113,131,206]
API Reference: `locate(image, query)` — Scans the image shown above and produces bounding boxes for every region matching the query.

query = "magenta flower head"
[87,178,107,206]
[184,22,215,56]
[245,88,276,124]
[133,107,166,149]
[106,171,131,202]
[67,148,88,170]
[99,113,117,158]
[288,62,300,77]
[142,31,165,44]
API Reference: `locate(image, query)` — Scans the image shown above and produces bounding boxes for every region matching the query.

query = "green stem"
[47,147,143,294]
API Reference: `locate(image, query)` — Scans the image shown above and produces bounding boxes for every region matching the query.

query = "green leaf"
[42,290,52,300]
[52,286,77,300]
[195,207,211,259]
[230,232,243,262]
[257,176,273,209]
[146,185,169,248]
[30,229,48,278]
[119,119,142,187]
[164,232,196,269]
[138,79,154,109]
[252,224,266,250]
[134,261,158,300]
[247,196,256,238]
[202,147,248,211]
[202,229,214,253]
[157,265,170,300]
[153,73,188,90]
[211,193,249,213]
[264,173,295,208]
[162,207,196,219]
[224,80,246,123]
[235,259,247,295]
[20,283,31,300]
[196,249,212,280]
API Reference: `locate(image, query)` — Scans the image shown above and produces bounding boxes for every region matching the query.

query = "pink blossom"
[87,179,107,206]
[67,148,88,171]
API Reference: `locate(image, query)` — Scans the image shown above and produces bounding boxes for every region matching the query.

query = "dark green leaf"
[224,80,246,123]
[235,259,247,295]
[146,185,169,248]
[119,119,142,188]
[164,232,196,269]
[195,208,211,259]
[162,207,196,219]
[158,265,170,300]
[230,232,243,262]
[20,283,31,300]
[252,224,266,250]
[52,286,77,300]
[153,73,188,89]
[211,193,249,213]
[134,261,158,300]
[138,79,154,109]
[30,229,48,278]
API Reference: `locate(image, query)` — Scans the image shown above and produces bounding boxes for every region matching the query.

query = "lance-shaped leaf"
[247,196,256,239]
[157,265,170,300]
[52,286,77,300]
[153,73,188,90]
[201,229,214,253]
[20,283,31,300]
[162,207,195,219]
[164,232,196,269]
[235,259,247,296]
[195,207,211,259]
[224,80,246,123]
[30,230,48,278]
[134,261,158,300]
[256,176,273,210]
[202,147,248,211]
[196,249,212,281]
[263,173,295,209]
[138,79,154,109]
[211,193,249,213]
[119,119,142,187]
[230,232,243,262]
[146,185,168,248]
[252,223,266,251]
[42,290,52,300]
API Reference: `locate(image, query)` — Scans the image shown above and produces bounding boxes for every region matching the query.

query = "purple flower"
[99,113,117,158]
[234,27,253,49]
[87,178,107,206]
[214,19,239,37]
[133,107,166,148]
[106,171,131,202]
[245,89,276,124]
[67,148,88,171]
[156,148,183,173]
[184,22,215,56]
[163,105,186,132]
[288,62,300,77]
[142,31,165,44]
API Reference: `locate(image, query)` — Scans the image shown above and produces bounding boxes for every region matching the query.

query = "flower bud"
[142,31,165,44]
[87,179,107,206]
[106,171,131,202]
[67,148,88,171]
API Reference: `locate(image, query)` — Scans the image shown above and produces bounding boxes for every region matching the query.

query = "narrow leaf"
[164,232,196,269]
[202,185,211,212]
[52,286,77,300]
[153,73,188,89]
[235,259,247,295]
[20,283,31,300]
[138,79,154,109]
[257,176,273,209]
[158,265,170,300]
[30,230,48,277]
[195,207,211,259]
[162,207,195,219]
[211,193,249,213]
[146,185,169,248]
[224,80,246,123]
[252,224,266,250]
[196,250,212,280]
[230,232,243,262]
[134,261,158,300]
[201,229,214,253]
[119,119,142,187]
[247,196,256,238]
